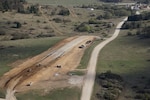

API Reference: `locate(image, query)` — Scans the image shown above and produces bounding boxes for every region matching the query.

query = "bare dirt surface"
[80,17,128,100]
[0,35,97,100]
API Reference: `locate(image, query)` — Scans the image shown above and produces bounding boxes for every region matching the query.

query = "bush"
[53,18,62,23]
[59,8,70,16]
[103,12,113,19]
[11,33,29,40]
[75,23,93,32]
[88,19,100,24]
[36,33,55,38]
[95,71,124,100]
[0,30,6,35]
[12,22,22,28]
[122,21,141,29]
[36,20,40,23]
[97,15,103,20]
[127,32,133,36]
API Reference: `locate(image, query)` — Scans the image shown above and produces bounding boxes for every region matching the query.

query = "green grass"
[68,70,85,76]
[0,89,5,98]
[96,32,150,76]
[92,30,150,100]
[0,37,64,77]
[77,40,101,69]
[16,87,81,100]
[26,0,100,5]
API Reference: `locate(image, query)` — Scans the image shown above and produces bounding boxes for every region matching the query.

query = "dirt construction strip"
[0,35,97,100]
[80,17,128,100]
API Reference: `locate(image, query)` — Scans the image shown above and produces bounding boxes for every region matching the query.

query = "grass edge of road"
[77,39,102,69]
[16,87,81,100]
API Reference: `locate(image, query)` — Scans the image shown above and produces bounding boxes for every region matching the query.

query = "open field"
[92,30,150,100]
[16,87,81,100]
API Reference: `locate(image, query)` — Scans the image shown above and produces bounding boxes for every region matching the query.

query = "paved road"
[80,17,127,100]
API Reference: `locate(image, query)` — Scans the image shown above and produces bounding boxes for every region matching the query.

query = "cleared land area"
[92,30,150,100]
[0,36,97,100]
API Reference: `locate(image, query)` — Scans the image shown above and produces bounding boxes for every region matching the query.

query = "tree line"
[0,0,41,15]
[122,12,150,38]
[0,0,26,11]
[128,12,150,21]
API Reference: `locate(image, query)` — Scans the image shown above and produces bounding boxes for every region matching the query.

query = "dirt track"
[80,17,128,100]
[0,35,97,99]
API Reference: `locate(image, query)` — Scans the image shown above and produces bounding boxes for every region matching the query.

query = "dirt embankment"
[0,36,97,93]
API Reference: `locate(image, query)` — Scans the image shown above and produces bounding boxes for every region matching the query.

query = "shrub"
[53,18,62,23]
[97,15,103,20]
[59,8,70,16]
[11,33,29,40]
[75,23,93,32]
[103,12,113,19]
[63,19,71,23]
[127,32,133,36]
[36,33,55,38]
[29,28,35,30]
[122,21,141,29]
[88,19,99,24]
[12,22,22,28]
[36,20,40,23]
[0,30,6,35]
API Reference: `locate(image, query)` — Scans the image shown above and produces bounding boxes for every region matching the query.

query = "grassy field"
[92,30,150,100]
[77,40,102,69]
[0,37,64,77]
[16,87,81,100]
[26,0,100,5]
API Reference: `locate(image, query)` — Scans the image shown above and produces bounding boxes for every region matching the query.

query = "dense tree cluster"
[122,12,150,38]
[95,71,124,100]
[26,4,40,14]
[0,0,40,15]
[59,8,70,16]
[0,0,26,11]
[128,12,150,21]
[75,23,92,32]
[97,6,132,19]
[136,0,150,4]
[122,21,141,29]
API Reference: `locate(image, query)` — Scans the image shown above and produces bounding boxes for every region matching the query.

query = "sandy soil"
[0,36,96,93]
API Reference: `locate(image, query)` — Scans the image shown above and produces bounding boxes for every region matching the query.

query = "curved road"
[80,17,127,100]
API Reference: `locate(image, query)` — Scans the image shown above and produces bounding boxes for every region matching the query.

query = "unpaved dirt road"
[0,89,16,100]
[80,17,127,100]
